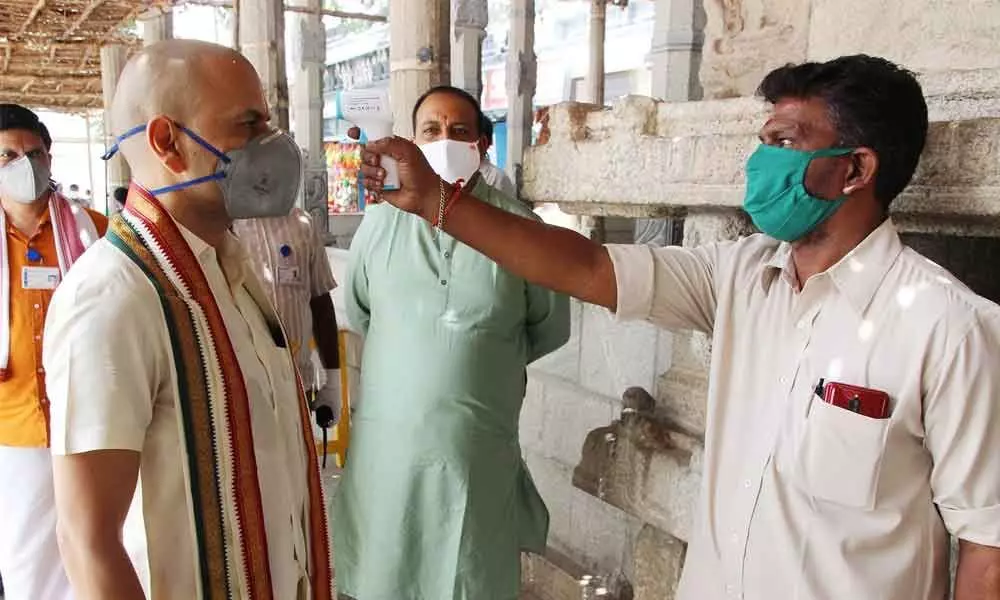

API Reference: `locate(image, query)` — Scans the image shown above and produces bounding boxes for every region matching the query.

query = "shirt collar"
[3,199,52,242]
[175,221,249,292]
[760,219,904,315]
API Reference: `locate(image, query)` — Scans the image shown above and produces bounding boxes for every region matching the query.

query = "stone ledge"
[524,85,1000,234]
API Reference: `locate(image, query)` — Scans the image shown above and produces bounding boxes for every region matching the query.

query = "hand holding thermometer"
[333,89,400,191]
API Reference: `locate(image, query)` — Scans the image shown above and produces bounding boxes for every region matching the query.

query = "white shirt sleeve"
[605,243,720,333]
[44,247,168,455]
[479,161,518,200]
[924,308,1000,547]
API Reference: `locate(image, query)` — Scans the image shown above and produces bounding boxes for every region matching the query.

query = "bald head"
[109,39,272,226]
[112,40,251,139]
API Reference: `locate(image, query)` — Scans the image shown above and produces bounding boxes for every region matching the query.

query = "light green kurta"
[334,179,570,600]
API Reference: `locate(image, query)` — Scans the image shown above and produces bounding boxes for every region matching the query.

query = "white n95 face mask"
[418,139,482,185]
[0,155,51,204]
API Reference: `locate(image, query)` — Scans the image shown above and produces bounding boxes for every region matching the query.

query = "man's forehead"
[767,97,831,126]
[198,59,266,111]
[0,128,45,150]
[417,93,476,123]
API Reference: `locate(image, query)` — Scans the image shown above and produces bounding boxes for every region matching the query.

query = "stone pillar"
[650,0,704,102]
[100,45,130,200]
[588,0,606,105]
[451,0,488,100]
[636,0,706,245]
[287,0,329,232]
[505,0,536,188]
[139,7,173,46]
[239,0,290,131]
[389,0,450,138]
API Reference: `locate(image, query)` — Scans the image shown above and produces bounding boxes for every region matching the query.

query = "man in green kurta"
[334,87,571,600]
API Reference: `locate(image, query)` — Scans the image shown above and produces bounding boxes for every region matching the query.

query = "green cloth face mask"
[743,144,855,242]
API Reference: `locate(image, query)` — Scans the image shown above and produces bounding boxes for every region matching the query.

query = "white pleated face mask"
[0,155,50,204]
[418,139,482,185]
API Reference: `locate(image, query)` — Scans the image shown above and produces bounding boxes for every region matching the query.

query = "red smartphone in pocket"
[821,380,891,420]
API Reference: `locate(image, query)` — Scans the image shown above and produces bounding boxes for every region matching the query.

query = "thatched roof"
[0,0,153,112]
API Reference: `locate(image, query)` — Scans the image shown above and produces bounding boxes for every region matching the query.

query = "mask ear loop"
[102,123,235,196]
[101,123,232,164]
[101,124,147,160]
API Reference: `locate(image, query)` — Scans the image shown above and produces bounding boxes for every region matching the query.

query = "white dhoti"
[0,446,72,600]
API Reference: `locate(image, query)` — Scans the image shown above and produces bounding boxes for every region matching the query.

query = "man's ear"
[844,147,878,195]
[477,137,489,158]
[146,116,186,174]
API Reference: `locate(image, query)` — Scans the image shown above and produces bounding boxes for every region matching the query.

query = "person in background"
[0,103,107,600]
[43,39,332,599]
[66,184,80,202]
[233,208,342,432]
[357,55,1000,600]
[112,186,128,212]
[334,86,571,600]
[477,115,518,200]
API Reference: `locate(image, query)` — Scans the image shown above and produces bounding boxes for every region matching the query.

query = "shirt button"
[796,319,807,329]
[440,279,447,286]
[33,304,41,310]
[36,368,44,374]
[443,251,451,259]
[744,479,752,488]
[779,376,787,385]
[34,335,41,341]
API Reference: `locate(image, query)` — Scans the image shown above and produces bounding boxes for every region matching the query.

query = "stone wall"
[701,0,1000,99]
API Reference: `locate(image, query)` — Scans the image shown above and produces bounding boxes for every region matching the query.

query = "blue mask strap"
[149,172,227,196]
[101,124,146,160]
[180,126,231,163]
[102,123,232,196]
[101,124,232,164]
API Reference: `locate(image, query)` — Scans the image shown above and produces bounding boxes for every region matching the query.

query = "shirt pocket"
[793,396,890,510]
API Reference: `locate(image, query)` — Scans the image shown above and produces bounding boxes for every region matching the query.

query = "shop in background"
[324,141,374,215]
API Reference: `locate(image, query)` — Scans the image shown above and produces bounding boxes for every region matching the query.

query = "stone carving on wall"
[700,0,809,99]
[302,164,329,236]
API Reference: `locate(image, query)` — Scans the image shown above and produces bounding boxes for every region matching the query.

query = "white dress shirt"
[478,159,518,200]
[44,223,311,599]
[608,219,1000,600]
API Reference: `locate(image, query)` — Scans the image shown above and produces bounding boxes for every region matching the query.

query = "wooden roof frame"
[0,0,155,111]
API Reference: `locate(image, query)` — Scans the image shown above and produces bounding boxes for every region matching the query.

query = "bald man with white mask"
[42,40,333,600]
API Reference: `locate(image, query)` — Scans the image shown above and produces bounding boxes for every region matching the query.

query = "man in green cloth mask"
[334,86,571,600]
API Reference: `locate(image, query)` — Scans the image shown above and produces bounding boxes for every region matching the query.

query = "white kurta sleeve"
[43,247,167,455]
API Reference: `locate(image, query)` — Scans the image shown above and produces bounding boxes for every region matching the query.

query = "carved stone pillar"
[451,0,488,101]
[239,0,290,130]
[505,0,536,189]
[389,0,450,138]
[287,0,329,232]
[100,45,130,195]
[139,7,173,46]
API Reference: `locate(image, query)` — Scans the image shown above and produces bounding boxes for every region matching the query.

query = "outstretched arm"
[358,137,619,311]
